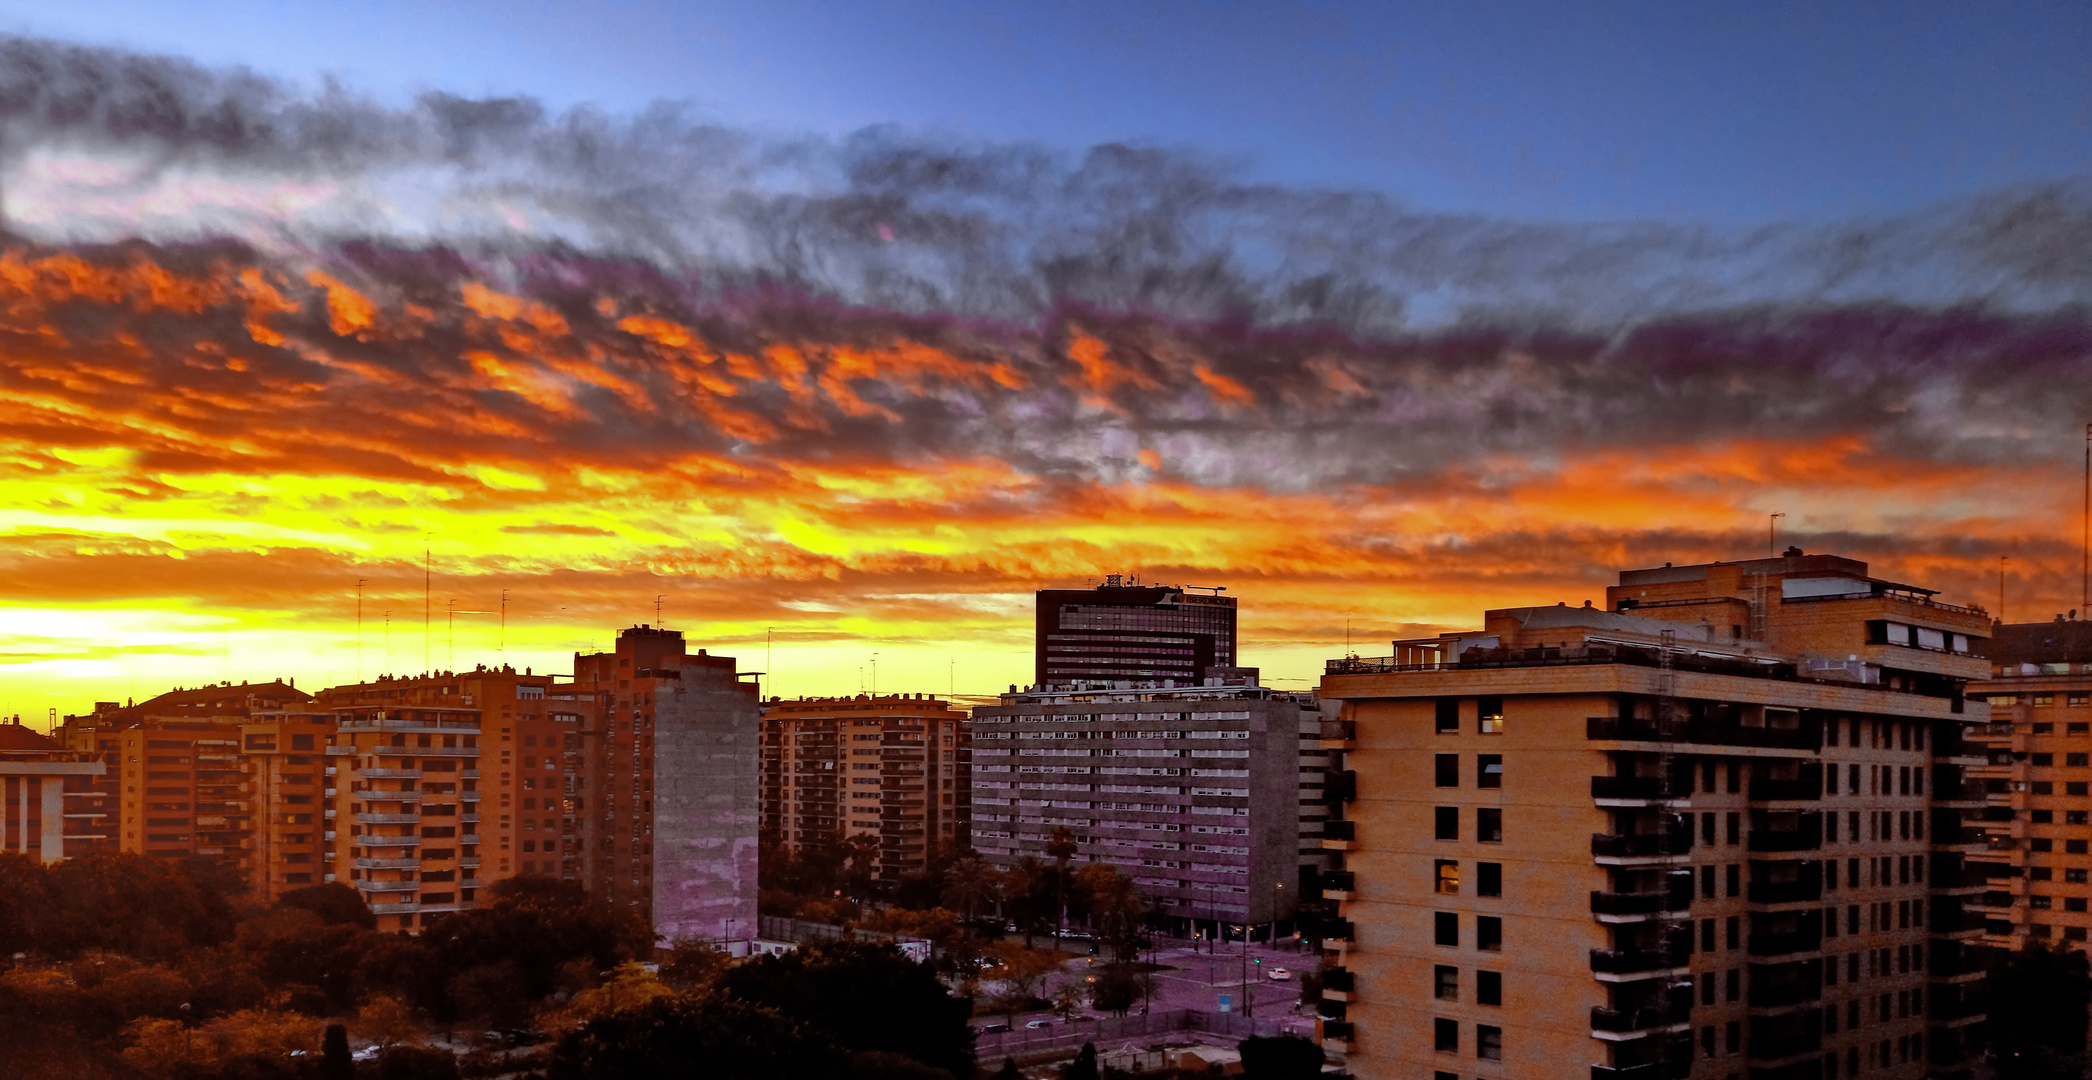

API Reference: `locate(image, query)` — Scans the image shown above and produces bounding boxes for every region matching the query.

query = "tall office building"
[1965,617,2092,946]
[1316,553,1991,1080]
[1035,577,1239,688]
[971,676,1311,935]
[759,694,971,881]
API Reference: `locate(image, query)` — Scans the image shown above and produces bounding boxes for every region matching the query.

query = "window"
[1477,916,1502,951]
[1727,812,1741,845]
[1476,970,1502,1006]
[1435,1018,1459,1053]
[2033,867,2055,881]
[2072,754,2090,767]
[1436,860,1460,893]
[2067,898,2088,913]
[1476,1025,1502,1060]
[2034,810,2056,824]
[1436,754,1459,787]
[2072,812,2091,826]
[2036,753,2055,766]
[1435,965,1459,1000]
[1435,912,1459,946]
[1727,863,1741,897]
[1477,808,1503,843]
[2071,840,2090,855]
[1478,697,1504,734]
[1477,861,1502,897]
[2071,782,2090,797]
[2068,869,2089,884]
[1477,753,1502,788]
[1437,807,1460,841]
[1436,699,1460,734]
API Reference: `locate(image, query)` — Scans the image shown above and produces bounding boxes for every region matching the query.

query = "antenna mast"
[355,579,366,683]
[656,594,666,626]
[2082,423,2089,613]
[500,589,510,655]
[423,543,431,675]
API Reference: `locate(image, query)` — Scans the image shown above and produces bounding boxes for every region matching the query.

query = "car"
[978,1022,1011,1034]
[1267,967,1292,981]
[1024,1019,1054,1030]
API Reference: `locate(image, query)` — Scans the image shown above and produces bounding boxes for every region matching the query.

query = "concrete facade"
[0,719,105,863]
[1317,553,1993,1080]
[650,654,762,946]
[760,694,971,880]
[971,679,1307,933]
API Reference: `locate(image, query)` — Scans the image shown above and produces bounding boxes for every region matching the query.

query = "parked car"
[1024,1019,1054,1030]
[978,1022,1011,1034]
[1267,967,1292,981]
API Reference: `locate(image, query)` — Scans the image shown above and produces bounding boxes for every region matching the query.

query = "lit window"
[1435,860,1460,894]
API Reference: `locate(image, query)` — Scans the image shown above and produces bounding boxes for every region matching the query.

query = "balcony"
[1587,715,1819,751]
[1590,942,1689,976]
[460,791,482,802]
[353,857,418,870]
[1322,870,1356,893]
[1747,875,1824,906]
[1323,771,1357,803]
[1747,927,1824,957]
[1592,830,1692,859]
[1319,1020,1354,1043]
[1748,778,1822,802]
[1323,820,1355,842]
[361,835,419,848]
[460,769,480,780]
[458,834,481,845]
[1321,968,1354,993]
[370,902,419,915]
[1591,883,1692,918]
[355,880,419,893]
[360,769,421,780]
[1748,819,1822,852]
[1592,776,1685,802]
[355,812,419,825]
[1320,720,1356,749]
[1321,919,1355,942]
[1591,998,1690,1034]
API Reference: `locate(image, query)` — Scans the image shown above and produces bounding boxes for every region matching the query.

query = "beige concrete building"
[1317,553,1991,1080]
[238,712,338,901]
[1964,618,2092,946]
[760,694,971,881]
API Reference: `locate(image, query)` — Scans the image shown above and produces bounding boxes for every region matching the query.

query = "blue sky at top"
[1,0,2087,227]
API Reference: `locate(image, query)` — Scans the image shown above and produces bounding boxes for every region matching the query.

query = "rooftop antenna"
[423,541,432,675]
[656,594,666,627]
[447,599,456,671]
[383,610,392,672]
[500,589,510,655]
[767,628,776,698]
[1768,512,1786,558]
[355,579,367,683]
[2000,556,2011,622]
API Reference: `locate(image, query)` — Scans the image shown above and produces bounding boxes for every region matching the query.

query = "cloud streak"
[0,33,2086,712]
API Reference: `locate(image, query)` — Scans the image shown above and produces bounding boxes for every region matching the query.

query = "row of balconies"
[1586,715,1820,751]
[1590,997,1691,1034]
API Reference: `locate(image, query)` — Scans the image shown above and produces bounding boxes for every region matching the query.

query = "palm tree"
[941,855,1003,927]
[1073,863,1146,962]
[1046,826,1079,945]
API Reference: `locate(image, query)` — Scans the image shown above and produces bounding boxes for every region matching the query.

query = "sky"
[0,3,2088,719]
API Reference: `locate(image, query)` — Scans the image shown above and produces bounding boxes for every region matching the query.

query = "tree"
[658,938,728,990]
[1060,1042,1098,1080]
[1238,1035,1325,1079]
[1045,828,1078,943]
[1049,981,1085,1022]
[275,883,376,930]
[1072,864,1146,963]
[994,1058,1021,1080]
[353,993,422,1050]
[940,857,1003,928]
[840,834,885,899]
[721,940,975,1078]
[983,942,1062,1006]
[1990,941,2092,1078]
[1089,966,1140,1016]
[377,1045,460,1080]
[320,1024,353,1080]
[546,992,848,1080]
[543,962,674,1034]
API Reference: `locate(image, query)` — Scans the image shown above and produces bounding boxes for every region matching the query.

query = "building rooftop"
[0,720,63,753]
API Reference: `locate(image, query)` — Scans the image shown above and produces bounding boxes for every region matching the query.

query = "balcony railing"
[1319,1020,1354,1042]
[355,880,418,893]
[1323,820,1356,842]
[1591,880,1692,917]
[1747,820,1822,852]
[355,812,419,825]
[1592,776,1685,801]
[1590,940,1690,974]
[1748,778,1822,802]
[1322,968,1354,993]
[1592,831,1693,858]
[1322,870,1355,893]
[1590,999,1690,1033]
[1321,919,1355,942]
[1747,878,1823,905]
[1747,927,1824,957]
[1587,715,1820,751]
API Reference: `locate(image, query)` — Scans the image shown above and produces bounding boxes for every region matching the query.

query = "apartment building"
[1964,616,2092,946]
[1316,553,1992,1080]
[571,626,762,945]
[0,718,105,862]
[238,712,337,901]
[61,680,312,861]
[759,694,971,880]
[298,666,592,928]
[971,677,1306,935]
